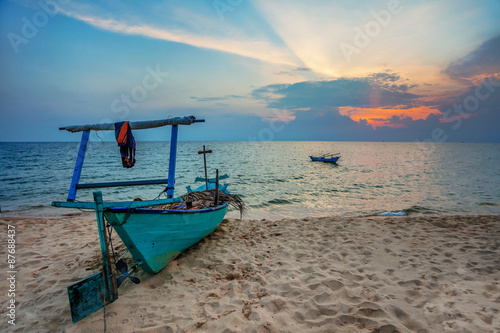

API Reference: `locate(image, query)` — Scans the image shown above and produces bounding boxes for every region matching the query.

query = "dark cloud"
[367,72,401,82]
[251,74,421,110]
[436,76,500,141]
[248,65,500,141]
[191,94,246,102]
[276,71,295,76]
[191,96,226,102]
[274,67,313,76]
[366,72,418,93]
[192,38,500,142]
[437,34,500,141]
[383,115,415,126]
[444,35,500,82]
[269,108,375,141]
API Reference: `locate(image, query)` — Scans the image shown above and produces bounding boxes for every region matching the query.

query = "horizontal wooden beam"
[59,116,204,132]
[52,197,182,210]
[76,179,169,189]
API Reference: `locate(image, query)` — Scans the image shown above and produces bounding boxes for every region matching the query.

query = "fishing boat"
[51,116,232,323]
[309,153,341,163]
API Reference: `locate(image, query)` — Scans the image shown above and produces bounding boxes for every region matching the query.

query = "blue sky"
[1,0,499,142]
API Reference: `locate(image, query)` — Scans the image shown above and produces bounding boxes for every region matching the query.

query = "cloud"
[57,5,299,67]
[191,96,226,102]
[275,67,314,76]
[248,65,500,141]
[444,35,500,83]
[380,115,414,127]
[191,95,246,102]
[438,76,500,125]
[246,72,438,140]
[437,35,500,141]
[254,0,500,79]
[251,73,421,110]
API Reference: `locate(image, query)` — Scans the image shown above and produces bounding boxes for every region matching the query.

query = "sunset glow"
[339,106,441,128]
[1,0,499,142]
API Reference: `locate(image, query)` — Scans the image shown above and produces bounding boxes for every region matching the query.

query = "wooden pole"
[214,169,219,205]
[93,191,118,304]
[67,130,90,202]
[198,145,212,190]
[167,125,178,198]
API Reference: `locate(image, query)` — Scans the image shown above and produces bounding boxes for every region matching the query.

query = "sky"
[1,0,499,142]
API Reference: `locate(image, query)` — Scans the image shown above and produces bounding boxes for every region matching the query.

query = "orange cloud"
[339,105,440,128]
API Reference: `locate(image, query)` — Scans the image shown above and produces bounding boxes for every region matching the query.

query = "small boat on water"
[186,174,230,194]
[52,116,237,323]
[309,153,341,163]
[186,144,230,194]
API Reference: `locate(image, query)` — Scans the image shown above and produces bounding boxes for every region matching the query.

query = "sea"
[1,141,499,220]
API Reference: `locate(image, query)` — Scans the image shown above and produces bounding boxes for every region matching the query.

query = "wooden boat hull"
[309,156,340,163]
[104,204,229,274]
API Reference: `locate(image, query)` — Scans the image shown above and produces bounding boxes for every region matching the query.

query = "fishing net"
[153,189,246,218]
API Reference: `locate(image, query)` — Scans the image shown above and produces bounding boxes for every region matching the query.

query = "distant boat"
[309,154,340,163]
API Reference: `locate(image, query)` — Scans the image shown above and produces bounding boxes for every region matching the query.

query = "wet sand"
[1,214,499,332]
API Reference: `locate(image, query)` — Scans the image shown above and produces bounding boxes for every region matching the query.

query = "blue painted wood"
[188,175,230,194]
[194,174,229,183]
[187,182,230,194]
[77,178,169,189]
[52,197,182,210]
[67,130,90,201]
[67,272,105,323]
[104,203,228,273]
[93,191,118,304]
[167,125,178,198]
[309,155,340,163]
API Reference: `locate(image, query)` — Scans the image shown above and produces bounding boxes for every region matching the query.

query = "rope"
[103,302,106,332]
[106,220,117,263]
[95,130,105,144]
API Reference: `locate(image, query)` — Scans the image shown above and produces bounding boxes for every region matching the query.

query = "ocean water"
[0,141,499,220]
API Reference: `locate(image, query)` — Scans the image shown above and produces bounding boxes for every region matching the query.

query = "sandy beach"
[1,214,499,332]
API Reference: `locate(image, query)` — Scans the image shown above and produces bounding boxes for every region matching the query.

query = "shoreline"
[0,215,499,332]
[2,206,500,221]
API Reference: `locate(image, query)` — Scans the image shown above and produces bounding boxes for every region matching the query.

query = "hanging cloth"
[114,121,136,168]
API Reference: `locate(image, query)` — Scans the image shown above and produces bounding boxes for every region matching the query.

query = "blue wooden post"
[67,130,90,201]
[166,125,178,198]
[93,191,118,304]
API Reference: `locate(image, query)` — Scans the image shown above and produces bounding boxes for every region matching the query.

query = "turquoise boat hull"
[104,203,229,274]
[309,155,340,163]
[186,182,230,194]
[186,174,230,194]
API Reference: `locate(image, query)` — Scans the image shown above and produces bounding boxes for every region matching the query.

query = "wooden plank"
[60,116,204,132]
[52,197,182,210]
[67,131,90,201]
[93,191,118,304]
[67,272,105,323]
[76,179,169,189]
